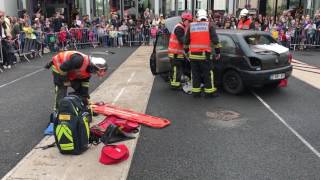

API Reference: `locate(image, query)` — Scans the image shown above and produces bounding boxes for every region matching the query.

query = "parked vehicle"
[149,17,293,94]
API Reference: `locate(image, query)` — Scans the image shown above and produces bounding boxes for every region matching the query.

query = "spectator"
[52,12,64,32]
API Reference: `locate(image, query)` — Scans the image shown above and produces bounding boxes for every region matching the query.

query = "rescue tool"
[92,103,171,128]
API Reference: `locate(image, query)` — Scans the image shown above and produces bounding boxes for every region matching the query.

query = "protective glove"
[44,61,53,69]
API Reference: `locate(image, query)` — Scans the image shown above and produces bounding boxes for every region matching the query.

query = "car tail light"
[288,53,292,64]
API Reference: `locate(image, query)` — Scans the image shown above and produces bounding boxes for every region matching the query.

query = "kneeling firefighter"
[185,9,221,98]
[168,11,193,89]
[45,51,108,111]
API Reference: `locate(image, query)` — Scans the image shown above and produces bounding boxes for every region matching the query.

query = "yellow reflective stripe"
[192,88,201,92]
[83,116,90,140]
[204,88,217,93]
[214,43,222,48]
[189,54,206,60]
[54,86,58,111]
[60,143,74,150]
[56,124,73,142]
[211,70,215,89]
[204,70,217,93]
[176,54,184,58]
[81,82,89,87]
[168,53,174,58]
[51,65,67,75]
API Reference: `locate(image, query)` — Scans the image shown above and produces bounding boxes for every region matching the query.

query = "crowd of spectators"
[209,9,320,48]
[1,7,320,70]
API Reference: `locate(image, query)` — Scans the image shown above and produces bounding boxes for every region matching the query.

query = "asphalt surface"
[128,56,320,179]
[0,47,137,178]
[293,50,320,67]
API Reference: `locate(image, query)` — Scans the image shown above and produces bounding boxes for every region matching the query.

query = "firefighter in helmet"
[168,11,193,89]
[185,9,221,98]
[45,51,108,110]
[237,8,254,30]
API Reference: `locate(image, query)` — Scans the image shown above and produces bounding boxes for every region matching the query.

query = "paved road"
[128,52,320,179]
[0,47,137,178]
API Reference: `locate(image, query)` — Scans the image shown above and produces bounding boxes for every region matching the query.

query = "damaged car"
[149,17,293,94]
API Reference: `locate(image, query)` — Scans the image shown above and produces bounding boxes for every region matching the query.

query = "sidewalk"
[2,46,154,180]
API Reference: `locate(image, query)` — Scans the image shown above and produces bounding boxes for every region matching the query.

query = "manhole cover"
[206,110,240,121]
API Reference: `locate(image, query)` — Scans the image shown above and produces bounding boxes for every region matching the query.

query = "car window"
[244,34,277,45]
[156,31,170,50]
[218,35,236,54]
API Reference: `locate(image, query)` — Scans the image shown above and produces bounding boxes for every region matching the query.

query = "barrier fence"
[289,29,320,50]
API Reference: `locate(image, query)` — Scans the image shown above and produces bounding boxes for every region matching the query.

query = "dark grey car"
[150,17,293,94]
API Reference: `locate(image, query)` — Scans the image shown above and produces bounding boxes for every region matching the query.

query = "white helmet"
[90,56,108,71]
[196,9,208,21]
[240,8,249,18]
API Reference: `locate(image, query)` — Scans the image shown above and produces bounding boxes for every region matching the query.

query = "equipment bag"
[53,95,90,155]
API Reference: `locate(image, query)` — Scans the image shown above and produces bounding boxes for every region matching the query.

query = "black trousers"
[190,59,216,95]
[170,57,185,88]
[53,72,89,111]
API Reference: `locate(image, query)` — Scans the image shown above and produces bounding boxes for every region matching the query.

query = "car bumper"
[239,65,293,86]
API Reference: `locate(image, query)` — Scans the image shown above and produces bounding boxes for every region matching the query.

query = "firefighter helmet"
[196,9,208,21]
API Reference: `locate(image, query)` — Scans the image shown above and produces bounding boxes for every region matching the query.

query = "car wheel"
[149,51,157,75]
[222,70,244,95]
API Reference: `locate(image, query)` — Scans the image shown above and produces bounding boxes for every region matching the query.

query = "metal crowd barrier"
[69,28,99,49]
[289,28,320,50]
[0,39,3,72]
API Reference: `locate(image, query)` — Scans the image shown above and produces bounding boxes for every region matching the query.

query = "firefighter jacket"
[185,21,221,60]
[52,51,91,81]
[168,23,185,59]
[238,18,253,30]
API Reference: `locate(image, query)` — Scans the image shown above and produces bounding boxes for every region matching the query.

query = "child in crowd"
[58,26,67,51]
[150,25,158,45]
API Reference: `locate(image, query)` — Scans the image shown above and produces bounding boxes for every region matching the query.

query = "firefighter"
[185,9,221,98]
[45,51,108,110]
[237,8,254,30]
[168,11,193,89]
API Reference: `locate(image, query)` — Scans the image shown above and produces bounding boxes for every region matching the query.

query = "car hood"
[251,43,289,54]
[165,16,181,33]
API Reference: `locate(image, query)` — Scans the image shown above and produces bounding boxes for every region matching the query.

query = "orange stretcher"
[92,103,171,128]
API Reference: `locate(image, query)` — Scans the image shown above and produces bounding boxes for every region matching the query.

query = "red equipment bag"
[99,144,129,165]
[92,103,171,128]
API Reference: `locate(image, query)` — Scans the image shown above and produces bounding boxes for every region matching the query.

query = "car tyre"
[149,52,157,75]
[222,70,244,95]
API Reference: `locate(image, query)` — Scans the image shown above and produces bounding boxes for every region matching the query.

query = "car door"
[215,34,241,84]
[155,31,171,74]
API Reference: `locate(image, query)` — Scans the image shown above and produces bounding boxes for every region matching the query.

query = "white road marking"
[111,72,136,105]
[0,69,44,89]
[252,92,320,158]
[127,72,136,83]
[112,87,125,105]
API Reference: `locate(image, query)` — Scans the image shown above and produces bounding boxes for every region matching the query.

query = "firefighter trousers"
[170,57,185,88]
[53,73,89,111]
[190,60,217,95]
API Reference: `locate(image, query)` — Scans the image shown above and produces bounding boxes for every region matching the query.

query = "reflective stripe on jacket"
[52,51,90,80]
[168,23,185,55]
[189,22,211,53]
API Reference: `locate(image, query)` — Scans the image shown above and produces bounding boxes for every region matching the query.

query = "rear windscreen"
[244,34,277,45]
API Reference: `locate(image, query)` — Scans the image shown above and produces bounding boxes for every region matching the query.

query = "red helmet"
[181,12,192,21]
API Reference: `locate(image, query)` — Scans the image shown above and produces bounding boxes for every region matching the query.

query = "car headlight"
[249,57,262,70]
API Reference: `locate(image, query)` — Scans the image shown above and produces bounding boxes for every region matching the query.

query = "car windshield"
[244,34,277,45]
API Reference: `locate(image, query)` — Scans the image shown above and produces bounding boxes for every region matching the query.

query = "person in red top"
[45,51,108,110]
[168,11,193,89]
[185,9,221,98]
[237,8,254,30]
